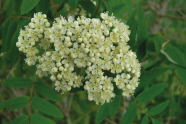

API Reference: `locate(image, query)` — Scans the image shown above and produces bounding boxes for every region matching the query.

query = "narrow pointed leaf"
[163,45,186,67]
[68,0,78,10]
[3,77,33,88]
[102,0,113,13]
[79,1,97,15]
[137,6,148,46]
[127,10,137,47]
[3,19,18,52]
[21,0,40,15]
[32,97,64,118]
[139,67,168,88]
[10,115,28,124]
[149,100,170,116]
[109,89,122,117]
[176,66,186,85]
[152,118,162,124]
[153,36,162,56]
[121,101,137,124]
[95,103,110,124]
[0,96,30,110]
[31,114,56,124]
[36,0,50,14]
[141,115,149,124]
[34,81,61,102]
[136,83,167,104]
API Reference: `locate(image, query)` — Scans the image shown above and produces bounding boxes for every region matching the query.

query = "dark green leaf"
[139,67,168,88]
[0,96,30,110]
[152,118,162,124]
[34,81,61,102]
[162,45,186,67]
[141,115,149,124]
[3,19,18,52]
[127,10,137,48]
[5,0,22,17]
[3,77,33,88]
[120,101,137,124]
[36,0,50,14]
[137,6,148,46]
[136,83,167,104]
[68,0,78,10]
[53,0,66,4]
[79,1,97,16]
[153,36,162,56]
[2,19,10,52]
[10,115,28,124]
[9,20,30,65]
[146,38,155,54]
[13,57,24,77]
[21,0,40,15]
[176,66,186,85]
[102,0,113,13]
[95,103,110,124]
[32,97,64,118]
[149,100,170,116]
[109,89,122,117]
[31,114,56,124]
[137,40,146,60]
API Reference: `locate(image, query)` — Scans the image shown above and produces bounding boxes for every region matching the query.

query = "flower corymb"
[16,12,141,105]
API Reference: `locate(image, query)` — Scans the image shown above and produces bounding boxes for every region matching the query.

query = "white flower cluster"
[16,12,141,105]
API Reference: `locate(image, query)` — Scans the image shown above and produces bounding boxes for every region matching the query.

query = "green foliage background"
[0,0,186,124]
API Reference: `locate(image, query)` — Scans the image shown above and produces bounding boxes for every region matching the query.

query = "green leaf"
[79,1,97,15]
[10,115,28,124]
[102,0,113,13]
[31,114,56,124]
[2,19,10,52]
[53,0,66,4]
[141,115,149,124]
[127,10,137,48]
[32,97,64,118]
[13,57,24,77]
[121,101,137,124]
[34,81,61,102]
[0,96,30,110]
[3,77,33,88]
[95,103,110,124]
[21,0,40,15]
[136,83,167,104]
[162,44,186,67]
[9,20,30,65]
[152,118,162,124]
[176,66,186,85]
[3,19,18,52]
[36,0,50,14]
[139,67,168,88]
[149,100,170,116]
[146,38,155,54]
[5,0,22,17]
[137,6,148,46]
[153,36,162,56]
[68,0,78,10]
[109,89,122,117]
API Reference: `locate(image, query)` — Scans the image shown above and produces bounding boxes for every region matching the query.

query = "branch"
[105,118,117,124]
[161,14,186,21]
[95,0,101,17]
[10,16,31,20]
[50,0,59,17]
[28,75,37,124]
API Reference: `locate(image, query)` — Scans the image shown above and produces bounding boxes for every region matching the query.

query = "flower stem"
[50,0,59,17]
[95,0,101,17]
[28,75,37,124]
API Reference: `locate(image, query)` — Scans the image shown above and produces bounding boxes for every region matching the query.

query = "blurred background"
[0,0,186,124]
